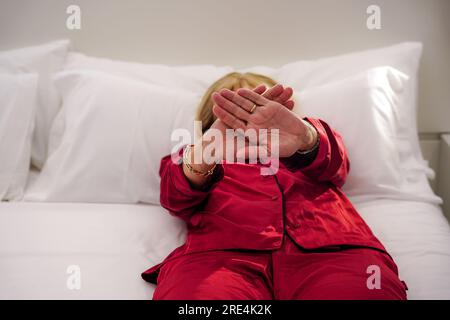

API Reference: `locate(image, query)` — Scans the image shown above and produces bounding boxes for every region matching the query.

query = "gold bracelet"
[183,145,217,177]
[296,120,320,155]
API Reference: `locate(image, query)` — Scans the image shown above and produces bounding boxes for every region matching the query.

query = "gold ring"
[250,104,257,113]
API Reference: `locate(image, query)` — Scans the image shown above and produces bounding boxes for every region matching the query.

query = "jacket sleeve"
[159,147,224,222]
[281,117,350,188]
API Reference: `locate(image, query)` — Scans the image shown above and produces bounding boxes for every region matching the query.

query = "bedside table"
[438,134,450,220]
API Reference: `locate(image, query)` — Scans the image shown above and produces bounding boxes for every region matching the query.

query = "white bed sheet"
[355,199,450,299]
[0,202,186,300]
[0,199,449,299]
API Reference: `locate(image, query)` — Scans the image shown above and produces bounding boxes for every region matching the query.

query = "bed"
[1,41,449,299]
[1,0,449,301]
[1,198,449,300]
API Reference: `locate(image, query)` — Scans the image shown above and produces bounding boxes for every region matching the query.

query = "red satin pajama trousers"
[152,235,407,300]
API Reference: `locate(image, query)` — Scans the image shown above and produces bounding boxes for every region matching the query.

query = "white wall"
[0,0,449,133]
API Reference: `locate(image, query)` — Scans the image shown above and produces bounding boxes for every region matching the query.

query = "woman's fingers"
[219,89,255,113]
[212,104,246,130]
[262,84,284,100]
[212,92,251,122]
[263,85,294,110]
[253,84,267,95]
[275,87,293,104]
[213,85,294,124]
[221,85,285,113]
[284,100,295,110]
[236,88,269,106]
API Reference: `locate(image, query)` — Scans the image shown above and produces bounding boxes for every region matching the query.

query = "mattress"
[0,199,449,299]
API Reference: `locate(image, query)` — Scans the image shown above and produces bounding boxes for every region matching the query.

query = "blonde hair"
[196,72,277,133]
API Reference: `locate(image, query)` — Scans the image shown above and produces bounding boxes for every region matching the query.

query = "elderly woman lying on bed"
[142,72,408,300]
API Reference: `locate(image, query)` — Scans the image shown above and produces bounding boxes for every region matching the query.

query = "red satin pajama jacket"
[142,117,389,283]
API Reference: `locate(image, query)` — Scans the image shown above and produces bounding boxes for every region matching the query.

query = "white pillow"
[294,67,441,204]
[63,51,234,94]
[0,73,38,200]
[0,40,71,169]
[25,70,200,204]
